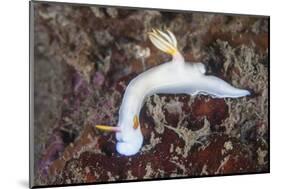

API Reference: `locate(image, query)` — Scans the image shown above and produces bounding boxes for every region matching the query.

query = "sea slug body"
[96,29,250,156]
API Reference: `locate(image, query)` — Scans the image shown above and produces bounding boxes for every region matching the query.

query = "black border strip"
[267,16,270,175]
[32,172,269,189]
[29,0,270,188]
[29,1,35,188]
[32,0,269,17]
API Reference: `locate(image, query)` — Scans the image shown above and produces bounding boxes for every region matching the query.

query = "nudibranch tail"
[95,125,121,132]
[197,75,251,98]
[148,29,178,56]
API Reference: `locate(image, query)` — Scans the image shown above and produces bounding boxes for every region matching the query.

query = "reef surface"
[32,2,269,186]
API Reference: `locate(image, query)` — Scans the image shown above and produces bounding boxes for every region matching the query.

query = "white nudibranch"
[95,29,250,156]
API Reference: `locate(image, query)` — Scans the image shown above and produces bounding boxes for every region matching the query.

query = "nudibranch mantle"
[96,29,250,156]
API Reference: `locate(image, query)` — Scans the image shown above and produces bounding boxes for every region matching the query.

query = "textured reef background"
[32,2,269,186]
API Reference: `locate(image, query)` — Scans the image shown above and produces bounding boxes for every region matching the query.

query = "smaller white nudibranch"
[95,29,250,156]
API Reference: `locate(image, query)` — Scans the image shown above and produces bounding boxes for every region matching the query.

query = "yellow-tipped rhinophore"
[148,29,178,56]
[95,125,121,132]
